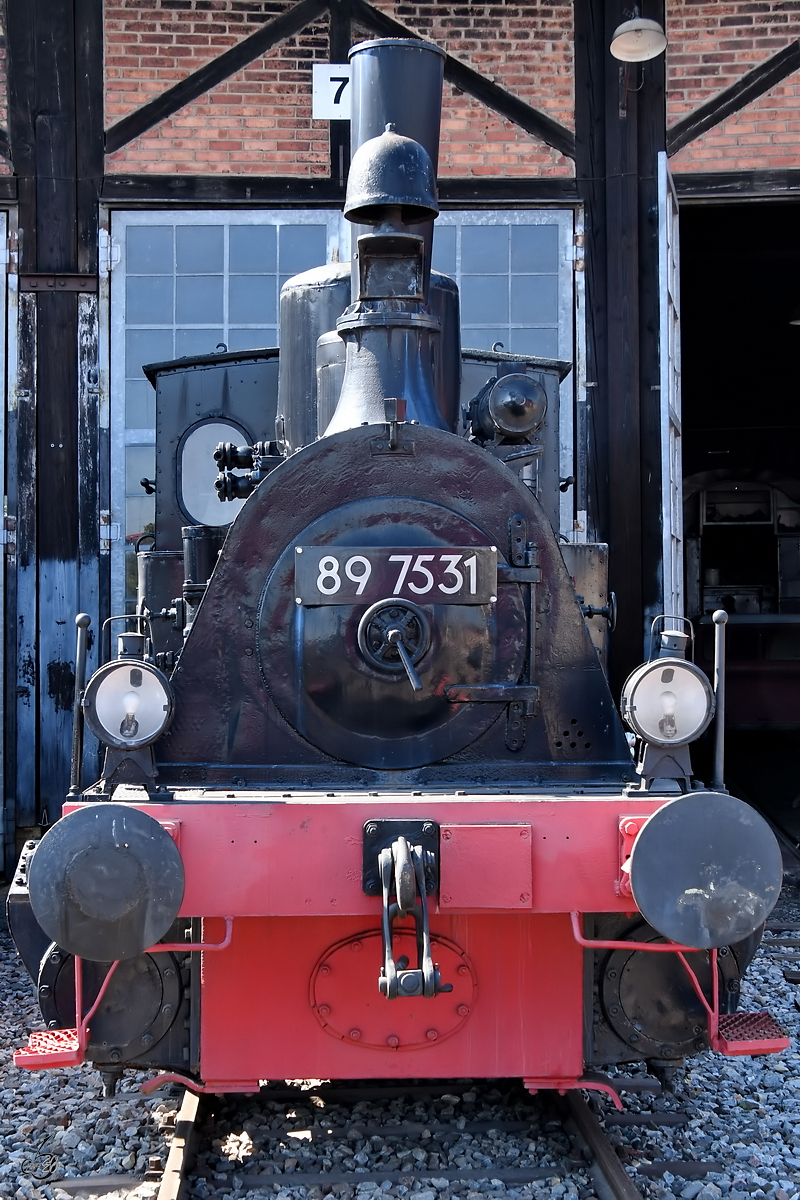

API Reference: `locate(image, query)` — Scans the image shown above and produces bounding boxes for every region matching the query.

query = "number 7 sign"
[312,64,352,120]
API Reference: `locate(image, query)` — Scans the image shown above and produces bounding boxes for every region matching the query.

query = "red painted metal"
[713,1013,790,1056]
[199,913,584,1086]
[310,928,476,1049]
[140,1072,260,1096]
[439,824,532,909]
[61,795,668,918]
[14,958,121,1070]
[616,816,647,898]
[523,1077,625,1112]
[146,917,234,954]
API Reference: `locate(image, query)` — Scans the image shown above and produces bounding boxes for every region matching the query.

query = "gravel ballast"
[2,883,798,1200]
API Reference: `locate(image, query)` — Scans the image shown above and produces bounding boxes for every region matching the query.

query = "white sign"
[312,63,352,120]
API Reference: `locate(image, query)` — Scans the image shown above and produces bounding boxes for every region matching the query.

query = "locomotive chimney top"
[344,125,439,228]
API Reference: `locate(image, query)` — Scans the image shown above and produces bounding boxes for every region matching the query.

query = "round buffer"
[628,791,783,949]
[28,804,185,962]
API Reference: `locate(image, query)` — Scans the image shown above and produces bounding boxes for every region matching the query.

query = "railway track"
[150,1076,728,1200]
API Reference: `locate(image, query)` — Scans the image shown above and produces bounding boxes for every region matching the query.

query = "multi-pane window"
[110,210,344,615]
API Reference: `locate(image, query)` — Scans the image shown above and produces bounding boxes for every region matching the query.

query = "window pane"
[229,275,276,325]
[176,225,224,274]
[462,327,509,352]
[126,444,155,493]
[127,226,173,274]
[126,329,174,376]
[432,225,456,276]
[461,275,508,324]
[126,276,174,325]
[126,496,155,540]
[176,328,225,358]
[510,275,559,325]
[126,379,156,429]
[227,327,277,352]
[462,226,508,273]
[180,421,248,527]
[279,225,327,275]
[229,225,277,273]
[176,275,224,324]
[508,327,559,358]
[511,224,559,273]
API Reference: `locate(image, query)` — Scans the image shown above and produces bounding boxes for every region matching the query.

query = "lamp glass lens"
[94,664,170,746]
[629,662,712,745]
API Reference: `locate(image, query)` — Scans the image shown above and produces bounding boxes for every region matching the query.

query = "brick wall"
[104,0,574,177]
[666,0,800,172]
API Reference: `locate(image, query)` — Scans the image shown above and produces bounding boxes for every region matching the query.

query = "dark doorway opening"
[680,202,800,860]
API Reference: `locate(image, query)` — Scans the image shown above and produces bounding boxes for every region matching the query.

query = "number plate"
[295,546,498,606]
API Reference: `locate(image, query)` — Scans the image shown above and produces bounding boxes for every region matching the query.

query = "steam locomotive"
[7,38,789,1103]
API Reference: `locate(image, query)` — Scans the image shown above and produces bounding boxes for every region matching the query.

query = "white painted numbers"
[295,546,497,606]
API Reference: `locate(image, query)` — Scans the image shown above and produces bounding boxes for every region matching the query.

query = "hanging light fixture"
[610,16,668,62]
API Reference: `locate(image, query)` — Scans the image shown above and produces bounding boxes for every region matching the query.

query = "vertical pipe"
[712,609,728,793]
[69,614,92,795]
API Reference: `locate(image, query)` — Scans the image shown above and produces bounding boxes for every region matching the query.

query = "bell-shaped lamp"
[610,17,668,62]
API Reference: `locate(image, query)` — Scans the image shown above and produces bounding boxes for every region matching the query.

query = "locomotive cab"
[7,36,789,1101]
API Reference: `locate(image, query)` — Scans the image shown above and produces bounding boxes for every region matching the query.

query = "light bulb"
[658,690,678,740]
[120,690,141,739]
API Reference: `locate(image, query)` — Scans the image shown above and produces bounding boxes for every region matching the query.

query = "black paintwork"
[158,423,633,788]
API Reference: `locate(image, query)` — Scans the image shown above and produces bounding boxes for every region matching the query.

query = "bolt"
[48,1020,58,1030]
[141,1033,154,1047]
[694,1037,706,1050]
[621,819,640,837]
[728,979,740,992]
[318,1005,330,1017]
[319,964,331,977]
[458,965,470,976]
[520,829,529,838]
[693,1025,703,1035]
[365,822,379,838]
[164,968,173,978]
[110,1049,122,1063]
[520,892,530,903]
[422,822,435,836]
[718,946,729,957]
[629,1034,639,1043]
[365,879,379,894]
[441,894,452,904]
[351,941,362,952]
[442,830,452,841]
[457,1004,470,1017]
[26,841,36,849]
[50,953,60,965]
[660,1045,671,1055]
[349,1029,361,1041]
[387,1035,400,1048]
[607,970,617,979]
[39,984,51,997]
[162,1004,174,1017]
[244,619,254,628]
[609,1005,619,1016]
[426,1029,438,1041]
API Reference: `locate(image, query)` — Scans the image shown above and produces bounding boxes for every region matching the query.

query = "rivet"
[519,892,530,903]
[244,648,253,657]
[319,964,331,976]
[39,984,51,997]
[387,1035,399,1048]
[629,1034,638,1043]
[351,941,362,952]
[318,1004,330,1017]
[426,1029,438,1041]
[609,1005,619,1016]
[607,970,617,979]
[141,1032,154,1047]
[442,830,452,841]
[110,1049,122,1062]
[520,829,528,838]
[244,619,253,628]
[457,1004,469,1017]
[458,965,469,976]
[422,822,435,836]
[349,1028,361,1040]
[441,894,452,904]
[162,1004,173,1017]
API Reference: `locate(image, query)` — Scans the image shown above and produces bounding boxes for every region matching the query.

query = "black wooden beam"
[347,0,576,159]
[328,0,351,188]
[101,174,347,204]
[104,0,328,154]
[667,39,800,156]
[674,167,800,199]
[101,172,579,206]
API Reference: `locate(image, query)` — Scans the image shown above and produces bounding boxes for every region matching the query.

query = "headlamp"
[620,657,715,748]
[83,660,174,750]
